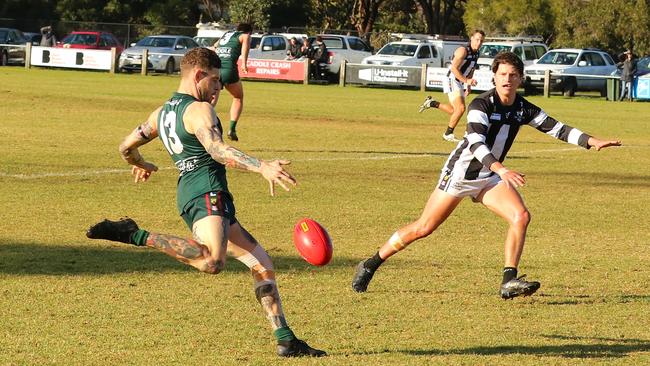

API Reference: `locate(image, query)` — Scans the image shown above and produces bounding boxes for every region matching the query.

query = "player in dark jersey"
[215,23,252,141]
[86,48,325,358]
[419,30,484,142]
[353,51,621,299]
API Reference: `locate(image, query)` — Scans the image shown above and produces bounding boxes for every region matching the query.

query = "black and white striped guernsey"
[442,89,592,180]
[447,45,479,81]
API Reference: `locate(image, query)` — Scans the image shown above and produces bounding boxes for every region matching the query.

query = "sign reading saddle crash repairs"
[237,59,305,81]
[345,64,422,87]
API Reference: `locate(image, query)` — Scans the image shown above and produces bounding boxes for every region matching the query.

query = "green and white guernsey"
[157,92,229,214]
[215,31,243,71]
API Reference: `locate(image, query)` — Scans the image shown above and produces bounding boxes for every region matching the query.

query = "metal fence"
[0,18,196,48]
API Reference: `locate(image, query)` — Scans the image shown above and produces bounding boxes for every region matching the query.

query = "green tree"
[229,0,273,30]
[463,0,552,38]
[415,0,466,35]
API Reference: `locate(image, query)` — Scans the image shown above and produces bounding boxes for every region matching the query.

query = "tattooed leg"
[228,223,290,331]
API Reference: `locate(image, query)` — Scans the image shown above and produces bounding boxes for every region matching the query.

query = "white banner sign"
[30,46,113,70]
[426,67,494,91]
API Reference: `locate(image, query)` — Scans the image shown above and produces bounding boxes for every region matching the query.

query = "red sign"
[237,59,305,81]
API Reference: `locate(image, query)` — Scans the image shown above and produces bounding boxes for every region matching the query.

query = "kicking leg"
[228,222,326,357]
[352,189,462,292]
[86,216,229,274]
[477,182,540,299]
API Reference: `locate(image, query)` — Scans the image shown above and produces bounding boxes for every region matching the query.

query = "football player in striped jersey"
[354,51,621,299]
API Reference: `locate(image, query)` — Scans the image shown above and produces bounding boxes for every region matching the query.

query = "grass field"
[1,66,649,365]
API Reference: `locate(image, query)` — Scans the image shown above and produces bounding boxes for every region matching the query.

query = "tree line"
[1,0,648,55]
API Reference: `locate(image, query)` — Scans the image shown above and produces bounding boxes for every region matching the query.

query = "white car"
[477,39,548,70]
[248,34,291,60]
[524,48,617,96]
[308,34,373,76]
[361,38,466,68]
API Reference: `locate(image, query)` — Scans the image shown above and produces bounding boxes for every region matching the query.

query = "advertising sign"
[633,77,650,99]
[30,46,113,70]
[345,64,421,87]
[426,67,494,91]
[238,59,305,81]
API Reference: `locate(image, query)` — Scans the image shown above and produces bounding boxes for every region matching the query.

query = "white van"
[194,21,229,47]
[362,34,467,68]
[476,36,548,70]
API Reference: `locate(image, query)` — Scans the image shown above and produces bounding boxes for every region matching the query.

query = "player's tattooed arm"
[119,122,155,165]
[195,125,263,171]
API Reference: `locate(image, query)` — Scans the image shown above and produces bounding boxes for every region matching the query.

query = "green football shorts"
[220,66,240,85]
[181,191,237,229]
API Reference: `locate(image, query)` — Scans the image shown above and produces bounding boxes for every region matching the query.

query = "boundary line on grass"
[0,146,630,180]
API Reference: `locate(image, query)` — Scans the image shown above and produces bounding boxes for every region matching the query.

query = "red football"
[293,218,333,266]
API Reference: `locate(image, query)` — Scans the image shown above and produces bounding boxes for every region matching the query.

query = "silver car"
[119,35,198,74]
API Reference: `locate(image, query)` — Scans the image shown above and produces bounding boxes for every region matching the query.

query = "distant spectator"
[286,37,302,60]
[617,49,637,101]
[300,38,312,59]
[310,36,328,80]
[40,26,56,47]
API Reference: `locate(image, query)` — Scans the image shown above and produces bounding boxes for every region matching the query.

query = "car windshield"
[250,37,261,49]
[538,51,579,65]
[136,37,175,48]
[479,44,511,58]
[195,37,218,47]
[637,57,650,74]
[63,33,98,46]
[378,43,418,56]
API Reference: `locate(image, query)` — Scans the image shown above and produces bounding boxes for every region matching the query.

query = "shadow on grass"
[537,171,650,188]
[0,242,358,275]
[249,148,532,160]
[399,335,650,358]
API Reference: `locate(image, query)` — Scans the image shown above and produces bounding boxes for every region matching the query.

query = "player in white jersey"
[419,30,484,142]
[353,52,621,299]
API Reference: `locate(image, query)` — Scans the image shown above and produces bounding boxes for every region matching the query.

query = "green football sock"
[130,229,149,246]
[273,327,296,342]
[229,120,237,132]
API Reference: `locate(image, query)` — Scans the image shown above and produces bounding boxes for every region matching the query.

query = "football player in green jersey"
[87,48,325,358]
[215,23,252,141]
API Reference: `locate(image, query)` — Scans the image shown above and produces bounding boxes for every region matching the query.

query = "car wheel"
[563,77,577,97]
[0,51,8,66]
[165,58,175,74]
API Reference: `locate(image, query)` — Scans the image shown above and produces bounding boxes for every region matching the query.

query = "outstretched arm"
[187,102,296,195]
[240,33,251,74]
[118,108,160,182]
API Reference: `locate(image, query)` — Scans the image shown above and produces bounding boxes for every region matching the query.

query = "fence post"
[24,42,32,69]
[110,47,116,74]
[421,63,428,92]
[543,70,551,98]
[303,58,309,85]
[141,49,148,76]
[339,60,346,87]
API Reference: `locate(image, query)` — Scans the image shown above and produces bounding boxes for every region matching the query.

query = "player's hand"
[589,138,622,151]
[498,168,526,188]
[241,64,248,74]
[465,86,472,96]
[131,163,158,183]
[260,160,296,196]
[467,78,478,86]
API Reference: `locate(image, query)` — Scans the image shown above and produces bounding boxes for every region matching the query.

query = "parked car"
[248,33,290,60]
[523,48,617,96]
[119,35,199,74]
[477,37,548,70]
[194,21,229,47]
[57,31,124,54]
[307,34,373,77]
[0,27,28,65]
[23,32,41,46]
[361,38,466,67]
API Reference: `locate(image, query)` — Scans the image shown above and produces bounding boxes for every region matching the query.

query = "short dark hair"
[472,29,485,37]
[181,47,221,76]
[316,35,323,42]
[491,51,524,76]
[237,23,253,34]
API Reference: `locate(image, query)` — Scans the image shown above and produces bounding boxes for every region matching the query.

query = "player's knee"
[455,104,466,114]
[203,258,226,275]
[511,209,531,228]
[413,220,436,238]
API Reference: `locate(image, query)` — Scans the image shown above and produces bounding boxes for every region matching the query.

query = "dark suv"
[0,27,28,65]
